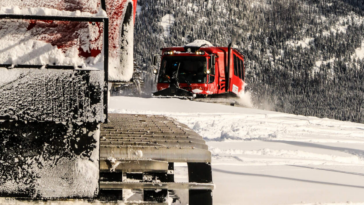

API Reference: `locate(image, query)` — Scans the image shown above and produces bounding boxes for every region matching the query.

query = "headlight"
[195,50,205,55]
[153,69,158,74]
[207,70,211,74]
[165,50,174,55]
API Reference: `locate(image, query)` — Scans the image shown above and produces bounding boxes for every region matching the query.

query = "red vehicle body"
[154,44,246,97]
[0,0,138,82]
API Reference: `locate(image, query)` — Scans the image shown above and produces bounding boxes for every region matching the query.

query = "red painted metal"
[105,0,137,59]
[157,46,246,96]
[2,0,138,62]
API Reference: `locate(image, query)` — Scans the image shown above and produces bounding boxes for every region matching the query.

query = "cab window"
[234,55,239,77]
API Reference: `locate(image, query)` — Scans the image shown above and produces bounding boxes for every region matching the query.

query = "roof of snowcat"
[161,46,244,59]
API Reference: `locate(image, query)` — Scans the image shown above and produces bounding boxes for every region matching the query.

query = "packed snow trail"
[109,96,364,205]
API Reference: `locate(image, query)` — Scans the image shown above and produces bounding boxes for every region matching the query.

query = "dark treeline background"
[134,0,364,123]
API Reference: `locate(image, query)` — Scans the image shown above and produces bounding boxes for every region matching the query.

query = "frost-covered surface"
[109,96,364,205]
[0,0,134,199]
[0,69,103,198]
[0,121,100,198]
[0,70,104,199]
[0,69,105,122]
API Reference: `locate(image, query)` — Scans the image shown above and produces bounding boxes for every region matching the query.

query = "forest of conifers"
[134,0,364,123]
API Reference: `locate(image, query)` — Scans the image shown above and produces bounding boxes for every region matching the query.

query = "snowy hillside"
[134,0,364,124]
[109,96,364,205]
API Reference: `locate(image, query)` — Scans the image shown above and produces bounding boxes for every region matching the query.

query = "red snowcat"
[153,40,246,98]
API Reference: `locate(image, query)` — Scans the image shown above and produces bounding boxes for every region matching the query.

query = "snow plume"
[237,90,254,108]
[249,87,276,111]
[254,96,275,111]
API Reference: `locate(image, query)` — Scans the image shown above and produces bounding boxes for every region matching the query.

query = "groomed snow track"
[99,114,214,204]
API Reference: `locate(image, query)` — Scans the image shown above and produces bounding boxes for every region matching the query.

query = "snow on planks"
[99,114,214,204]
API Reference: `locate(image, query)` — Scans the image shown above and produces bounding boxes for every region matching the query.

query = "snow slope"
[109,96,364,205]
[160,14,175,38]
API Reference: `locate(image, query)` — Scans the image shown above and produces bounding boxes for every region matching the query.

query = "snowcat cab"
[153,40,246,98]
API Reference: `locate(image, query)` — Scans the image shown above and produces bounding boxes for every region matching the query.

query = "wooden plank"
[100,160,168,172]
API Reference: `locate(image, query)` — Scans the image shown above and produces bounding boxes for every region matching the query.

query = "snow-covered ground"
[2,96,363,205]
[109,96,364,205]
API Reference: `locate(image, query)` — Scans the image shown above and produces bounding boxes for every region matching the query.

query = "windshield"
[158,56,207,84]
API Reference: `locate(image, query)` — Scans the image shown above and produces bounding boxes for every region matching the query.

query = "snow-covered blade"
[153,87,194,98]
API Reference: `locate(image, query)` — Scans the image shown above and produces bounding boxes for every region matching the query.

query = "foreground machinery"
[100,114,214,204]
[0,0,213,204]
[153,40,246,98]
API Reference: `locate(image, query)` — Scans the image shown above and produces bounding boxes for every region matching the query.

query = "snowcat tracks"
[100,114,214,204]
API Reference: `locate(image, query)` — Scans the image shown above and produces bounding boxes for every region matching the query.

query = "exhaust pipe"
[101,0,107,10]
[226,43,232,92]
